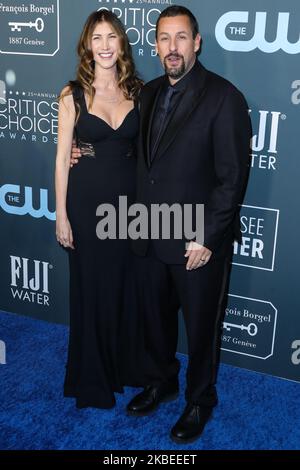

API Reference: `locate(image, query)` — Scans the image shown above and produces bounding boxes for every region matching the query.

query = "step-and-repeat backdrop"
[1,0,299,381]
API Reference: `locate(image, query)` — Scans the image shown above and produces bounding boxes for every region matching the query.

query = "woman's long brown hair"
[60,10,143,121]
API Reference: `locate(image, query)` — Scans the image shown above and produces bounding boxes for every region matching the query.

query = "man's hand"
[70,139,82,168]
[184,241,212,270]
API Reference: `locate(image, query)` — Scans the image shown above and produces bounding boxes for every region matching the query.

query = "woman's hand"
[70,139,82,168]
[56,216,75,249]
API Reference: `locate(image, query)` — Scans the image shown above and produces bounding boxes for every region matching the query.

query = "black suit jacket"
[133,61,250,264]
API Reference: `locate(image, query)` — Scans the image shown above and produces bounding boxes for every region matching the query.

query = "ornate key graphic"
[8,18,44,33]
[223,321,258,336]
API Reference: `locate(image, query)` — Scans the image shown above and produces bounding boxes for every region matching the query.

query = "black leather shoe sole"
[170,413,213,444]
[170,430,204,445]
[127,390,179,417]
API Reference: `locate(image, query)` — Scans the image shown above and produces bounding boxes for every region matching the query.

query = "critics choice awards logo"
[0,1,60,56]
[0,77,58,145]
[97,0,173,56]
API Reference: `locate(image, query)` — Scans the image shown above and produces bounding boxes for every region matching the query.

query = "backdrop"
[1,0,299,382]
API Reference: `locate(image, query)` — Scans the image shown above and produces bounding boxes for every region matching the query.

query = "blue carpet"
[0,310,299,450]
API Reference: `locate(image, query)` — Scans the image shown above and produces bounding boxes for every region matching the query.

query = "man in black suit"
[126,5,250,443]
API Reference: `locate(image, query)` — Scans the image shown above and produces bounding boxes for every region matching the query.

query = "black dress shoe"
[170,404,213,444]
[127,382,179,416]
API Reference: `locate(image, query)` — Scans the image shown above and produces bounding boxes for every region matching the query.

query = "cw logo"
[215,11,300,54]
[0,184,55,220]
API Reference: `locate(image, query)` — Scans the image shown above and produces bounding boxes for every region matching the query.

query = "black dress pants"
[135,245,231,407]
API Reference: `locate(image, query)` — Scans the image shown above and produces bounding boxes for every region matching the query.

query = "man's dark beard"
[163,54,186,80]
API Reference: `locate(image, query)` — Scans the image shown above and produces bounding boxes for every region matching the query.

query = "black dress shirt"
[149,60,199,163]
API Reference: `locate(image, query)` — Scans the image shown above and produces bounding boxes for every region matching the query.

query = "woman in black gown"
[55,10,144,409]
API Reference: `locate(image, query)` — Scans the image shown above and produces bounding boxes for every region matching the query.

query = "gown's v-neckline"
[83,94,135,132]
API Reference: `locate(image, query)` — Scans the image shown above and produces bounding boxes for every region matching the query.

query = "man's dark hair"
[156,5,199,39]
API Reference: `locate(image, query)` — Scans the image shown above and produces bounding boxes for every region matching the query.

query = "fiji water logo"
[0,184,55,220]
[215,11,300,54]
[249,109,286,171]
[250,110,282,153]
[10,255,52,306]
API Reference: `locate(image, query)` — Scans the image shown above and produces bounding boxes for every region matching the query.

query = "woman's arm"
[55,87,76,249]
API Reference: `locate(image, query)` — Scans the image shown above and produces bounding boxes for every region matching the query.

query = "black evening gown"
[64,85,143,408]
